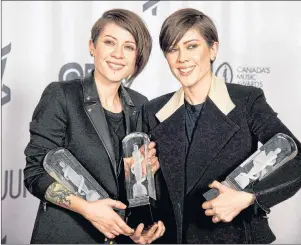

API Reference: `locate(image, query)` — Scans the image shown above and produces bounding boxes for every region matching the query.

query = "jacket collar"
[155,75,235,122]
[82,70,135,107]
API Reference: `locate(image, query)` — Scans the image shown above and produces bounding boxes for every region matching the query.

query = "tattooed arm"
[44,182,88,213]
[44,182,134,239]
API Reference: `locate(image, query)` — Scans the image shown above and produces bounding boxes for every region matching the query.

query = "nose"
[177,49,188,63]
[111,45,124,59]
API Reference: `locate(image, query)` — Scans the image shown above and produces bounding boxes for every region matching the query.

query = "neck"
[94,70,122,113]
[183,70,213,105]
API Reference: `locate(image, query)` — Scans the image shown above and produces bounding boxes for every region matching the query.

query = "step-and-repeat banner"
[2,1,301,244]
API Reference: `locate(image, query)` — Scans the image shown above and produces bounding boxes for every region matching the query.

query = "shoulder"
[42,79,82,97]
[226,83,264,106]
[144,92,176,115]
[123,87,148,107]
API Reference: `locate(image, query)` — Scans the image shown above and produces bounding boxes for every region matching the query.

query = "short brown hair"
[91,9,152,83]
[159,8,218,57]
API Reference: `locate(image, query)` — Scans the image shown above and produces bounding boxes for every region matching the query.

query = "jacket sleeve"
[24,82,68,201]
[246,87,301,213]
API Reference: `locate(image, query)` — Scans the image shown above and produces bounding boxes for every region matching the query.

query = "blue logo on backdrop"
[143,1,160,16]
[1,43,12,106]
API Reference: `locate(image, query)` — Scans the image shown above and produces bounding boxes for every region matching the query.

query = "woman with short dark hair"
[24,9,164,244]
[144,8,301,243]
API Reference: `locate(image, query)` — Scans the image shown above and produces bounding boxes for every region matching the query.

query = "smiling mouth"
[107,61,125,71]
[178,66,195,76]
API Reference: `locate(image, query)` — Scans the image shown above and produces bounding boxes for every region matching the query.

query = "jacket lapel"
[151,106,187,243]
[185,98,240,194]
[81,73,118,186]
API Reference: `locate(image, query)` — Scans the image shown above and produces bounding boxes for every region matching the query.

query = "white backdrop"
[2,1,301,244]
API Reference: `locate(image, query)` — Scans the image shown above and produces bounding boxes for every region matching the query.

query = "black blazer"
[143,76,301,244]
[23,71,148,244]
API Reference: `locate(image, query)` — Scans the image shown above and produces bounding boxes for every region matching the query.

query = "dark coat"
[143,76,301,244]
[23,71,148,244]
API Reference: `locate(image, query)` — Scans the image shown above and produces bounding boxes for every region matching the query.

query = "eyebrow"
[104,35,136,45]
[183,39,200,45]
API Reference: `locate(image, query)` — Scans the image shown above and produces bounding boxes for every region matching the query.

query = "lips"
[178,66,196,76]
[107,61,125,71]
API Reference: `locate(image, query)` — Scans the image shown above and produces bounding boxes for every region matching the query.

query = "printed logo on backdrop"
[1,43,12,106]
[2,235,7,244]
[59,63,94,81]
[143,1,160,16]
[1,168,28,244]
[1,169,28,201]
[58,63,133,87]
[215,62,271,88]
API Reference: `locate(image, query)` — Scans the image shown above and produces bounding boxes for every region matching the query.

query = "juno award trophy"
[43,148,125,218]
[203,133,298,201]
[122,132,157,228]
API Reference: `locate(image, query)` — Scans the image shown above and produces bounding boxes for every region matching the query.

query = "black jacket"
[24,71,148,243]
[143,76,301,244]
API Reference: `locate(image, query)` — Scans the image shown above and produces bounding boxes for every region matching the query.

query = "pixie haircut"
[91,9,152,82]
[159,8,219,57]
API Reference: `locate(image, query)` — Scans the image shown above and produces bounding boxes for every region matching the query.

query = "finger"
[105,199,127,210]
[148,148,156,159]
[116,219,135,235]
[149,221,163,243]
[202,200,213,210]
[148,141,156,150]
[151,161,159,173]
[209,180,229,193]
[209,180,222,190]
[146,223,158,237]
[110,229,120,236]
[131,223,144,240]
[111,224,125,236]
[160,222,166,237]
[212,215,220,223]
[104,231,116,239]
[205,209,215,216]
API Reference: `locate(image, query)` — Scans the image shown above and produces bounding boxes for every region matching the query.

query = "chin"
[178,79,198,88]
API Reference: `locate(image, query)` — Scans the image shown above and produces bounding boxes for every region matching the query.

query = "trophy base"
[126,196,157,229]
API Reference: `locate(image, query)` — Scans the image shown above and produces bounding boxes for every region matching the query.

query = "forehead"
[100,22,136,43]
[177,28,205,44]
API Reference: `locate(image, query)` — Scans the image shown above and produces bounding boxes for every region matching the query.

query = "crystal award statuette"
[203,133,298,201]
[43,148,126,218]
[43,148,110,201]
[43,148,124,244]
[122,132,157,228]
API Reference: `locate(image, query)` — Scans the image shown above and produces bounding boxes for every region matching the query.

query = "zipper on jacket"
[43,201,47,212]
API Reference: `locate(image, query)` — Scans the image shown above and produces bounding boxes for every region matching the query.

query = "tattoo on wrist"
[45,182,73,207]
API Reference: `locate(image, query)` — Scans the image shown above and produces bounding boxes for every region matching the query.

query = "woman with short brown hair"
[144,8,301,244]
[24,9,164,244]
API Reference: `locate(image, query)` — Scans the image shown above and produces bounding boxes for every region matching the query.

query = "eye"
[187,44,198,50]
[167,47,178,53]
[125,45,135,51]
[104,40,115,46]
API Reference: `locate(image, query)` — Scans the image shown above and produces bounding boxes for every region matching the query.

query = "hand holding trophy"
[203,133,298,201]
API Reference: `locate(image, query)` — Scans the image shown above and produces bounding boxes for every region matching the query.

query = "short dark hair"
[91,9,152,83]
[159,8,219,57]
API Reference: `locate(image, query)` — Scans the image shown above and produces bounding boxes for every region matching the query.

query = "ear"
[210,41,219,61]
[89,39,95,57]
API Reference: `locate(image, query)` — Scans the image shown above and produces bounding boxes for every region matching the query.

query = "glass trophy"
[122,132,157,228]
[203,133,298,201]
